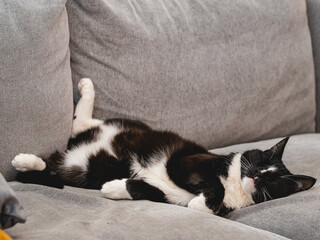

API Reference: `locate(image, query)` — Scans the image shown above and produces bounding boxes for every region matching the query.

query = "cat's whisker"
[241,164,251,172]
[241,166,249,172]
[221,155,233,162]
[240,165,249,172]
[240,158,253,172]
[263,187,272,200]
[241,155,253,168]
[264,191,267,202]
[258,191,263,203]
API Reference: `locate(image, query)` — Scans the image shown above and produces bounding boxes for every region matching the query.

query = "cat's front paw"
[12,154,46,172]
[101,179,132,200]
[78,78,94,96]
[187,194,213,214]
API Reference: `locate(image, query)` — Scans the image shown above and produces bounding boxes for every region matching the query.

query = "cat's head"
[240,137,316,204]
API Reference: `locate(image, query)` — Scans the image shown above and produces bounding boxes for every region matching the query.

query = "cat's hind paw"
[12,154,46,172]
[101,179,132,200]
[78,78,94,95]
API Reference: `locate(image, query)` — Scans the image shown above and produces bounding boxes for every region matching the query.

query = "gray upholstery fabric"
[0,0,73,180]
[307,0,320,132]
[67,0,315,149]
[212,134,320,240]
[0,173,26,229]
[6,184,287,240]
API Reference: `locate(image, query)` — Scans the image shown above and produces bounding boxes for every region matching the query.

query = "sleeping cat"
[12,78,316,216]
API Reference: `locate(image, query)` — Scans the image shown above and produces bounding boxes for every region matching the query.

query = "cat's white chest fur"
[64,124,120,170]
[219,153,254,209]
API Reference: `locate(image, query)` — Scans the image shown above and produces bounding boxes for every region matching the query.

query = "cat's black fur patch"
[166,151,233,196]
[16,170,64,189]
[67,127,101,149]
[46,151,64,172]
[61,165,87,188]
[105,118,151,131]
[126,179,167,203]
[85,149,130,189]
[113,129,189,168]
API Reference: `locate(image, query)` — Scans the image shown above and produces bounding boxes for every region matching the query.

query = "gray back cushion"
[67,0,315,149]
[0,0,73,180]
[307,0,320,132]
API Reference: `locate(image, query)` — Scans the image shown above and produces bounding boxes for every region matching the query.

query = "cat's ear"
[281,175,317,193]
[264,137,289,161]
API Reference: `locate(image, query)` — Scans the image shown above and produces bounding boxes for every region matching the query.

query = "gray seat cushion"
[6,184,286,240]
[0,0,73,180]
[67,0,315,149]
[212,134,320,240]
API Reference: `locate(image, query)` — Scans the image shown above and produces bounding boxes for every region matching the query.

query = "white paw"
[78,78,94,95]
[187,194,213,214]
[12,154,46,172]
[101,179,132,200]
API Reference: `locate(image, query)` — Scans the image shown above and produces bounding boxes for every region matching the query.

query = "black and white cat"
[12,78,316,215]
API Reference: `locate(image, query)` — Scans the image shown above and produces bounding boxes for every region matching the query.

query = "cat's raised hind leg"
[72,78,103,137]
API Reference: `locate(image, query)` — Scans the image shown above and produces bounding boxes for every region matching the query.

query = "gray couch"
[1,0,320,239]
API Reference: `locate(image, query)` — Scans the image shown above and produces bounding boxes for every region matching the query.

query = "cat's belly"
[64,125,121,170]
[131,153,195,206]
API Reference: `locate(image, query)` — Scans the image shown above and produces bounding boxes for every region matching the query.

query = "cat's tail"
[12,152,64,189]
